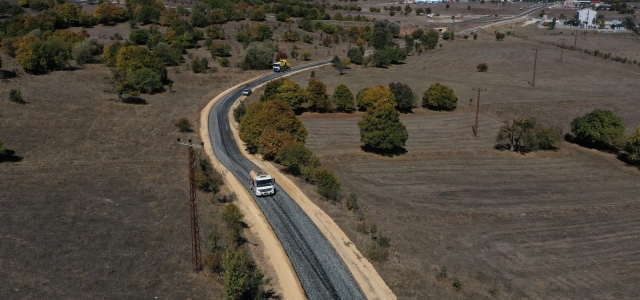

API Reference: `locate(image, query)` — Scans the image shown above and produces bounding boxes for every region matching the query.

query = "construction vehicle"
[249,168,276,196]
[273,59,291,72]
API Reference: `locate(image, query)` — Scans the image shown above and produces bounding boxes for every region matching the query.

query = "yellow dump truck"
[249,168,275,196]
[273,59,291,72]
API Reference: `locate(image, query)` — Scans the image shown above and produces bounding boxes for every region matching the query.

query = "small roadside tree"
[275,143,320,178]
[333,84,355,113]
[570,109,625,151]
[388,82,416,113]
[358,100,408,153]
[496,117,561,153]
[313,167,341,200]
[422,83,457,111]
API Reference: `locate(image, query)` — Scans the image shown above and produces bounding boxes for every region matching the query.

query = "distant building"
[577,8,597,26]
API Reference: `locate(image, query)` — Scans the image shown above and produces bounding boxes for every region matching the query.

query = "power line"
[177,138,204,273]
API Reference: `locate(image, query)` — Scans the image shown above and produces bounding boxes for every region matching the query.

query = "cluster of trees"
[405,28,440,54]
[103,42,168,100]
[203,202,276,300]
[237,95,342,199]
[496,118,561,153]
[368,20,406,68]
[10,29,92,73]
[496,109,640,161]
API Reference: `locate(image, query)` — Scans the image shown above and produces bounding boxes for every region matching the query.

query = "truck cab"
[250,169,276,196]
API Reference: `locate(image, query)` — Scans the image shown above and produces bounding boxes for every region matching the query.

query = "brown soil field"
[284,27,640,299]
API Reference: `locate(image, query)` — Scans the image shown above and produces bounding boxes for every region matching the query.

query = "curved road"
[207,61,366,300]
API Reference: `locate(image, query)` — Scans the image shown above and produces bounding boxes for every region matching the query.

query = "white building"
[577,8,597,26]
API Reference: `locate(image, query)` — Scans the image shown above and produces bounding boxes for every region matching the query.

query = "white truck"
[249,168,276,196]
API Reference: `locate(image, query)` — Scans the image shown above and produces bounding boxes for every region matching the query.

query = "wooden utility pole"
[177,138,204,273]
[532,48,538,87]
[574,29,577,49]
[472,87,486,136]
[559,38,567,62]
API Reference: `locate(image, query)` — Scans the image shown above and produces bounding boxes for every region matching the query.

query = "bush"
[303,34,313,43]
[422,83,457,111]
[477,63,488,72]
[9,89,25,104]
[275,143,320,178]
[174,117,192,132]
[313,167,341,200]
[191,56,208,73]
[570,109,625,151]
[222,203,244,231]
[243,41,274,70]
[496,117,561,153]
[233,100,247,123]
[129,28,149,45]
[210,44,232,57]
[195,154,224,193]
[453,278,462,291]
[219,57,230,67]
[625,126,640,162]
[301,50,311,61]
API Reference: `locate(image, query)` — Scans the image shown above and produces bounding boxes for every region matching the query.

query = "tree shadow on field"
[564,133,620,154]
[0,70,17,79]
[122,97,148,105]
[0,149,23,163]
[361,145,407,157]
[617,153,640,169]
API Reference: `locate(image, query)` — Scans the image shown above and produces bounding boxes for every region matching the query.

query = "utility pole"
[559,38,567,62]
[531,48,538,87]
[177,138,204,272]
[583,31,587,40]
[574,29,577,49]
[472,87,486,136]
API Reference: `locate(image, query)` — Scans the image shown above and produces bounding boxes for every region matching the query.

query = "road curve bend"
[207,60,366,300]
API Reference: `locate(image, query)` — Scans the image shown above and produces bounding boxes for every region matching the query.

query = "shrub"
[210,44,232,57]
[301,50,311,61]
[9,89,25,104]
[570,109,625,151]
[625,126,640,162]
[303,34,313,43]
[195,154,224,193]
[275,143,320,178]
[222,203,244,231]
[496,117,561,153]
[477,63,488,72]
[129,28,149,45]
[219,57,230,67]
[233,100,247,123]
[243,41,273,70]
[453,278,462,291]
[174,117,192,132]
[191,56,208,73]
[314,167,341,200]
[422,83,458,111]
[436,265,448,280]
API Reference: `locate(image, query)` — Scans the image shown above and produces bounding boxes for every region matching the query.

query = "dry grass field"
[285,28,640,299]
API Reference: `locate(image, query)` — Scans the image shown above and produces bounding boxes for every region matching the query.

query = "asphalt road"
[207,61,366,300]
[457,4,552,35]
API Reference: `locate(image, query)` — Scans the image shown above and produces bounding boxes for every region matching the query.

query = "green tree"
[307,78,331,113]
[239,100,308,157]
[153,42,182,66]
[496,117,561,153]
[260,78,285,102]
[129,28,149,45]
[625,126,640,162]
[422,83,457,111]
[389,82,415,113]
[333,84,355,113]
[276,79,309,114]
[93,3,126,25]
[358,100,408,152]
[347,45,365,65]
[249,7,266,21]
[357,85,396,111]
[371,49,390,68]
[222,203,244,231]
[331,55,344,75]
[301,50,311,61]
[275,143,320,177]
[313,167,341,200]
[72,37,103,65]
[242,41,273,70]
[570,109,625,150]
[423,29,439,49]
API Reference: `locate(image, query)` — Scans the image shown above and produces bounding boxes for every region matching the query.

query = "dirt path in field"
[199,78,306,300]
[225,69,396,300]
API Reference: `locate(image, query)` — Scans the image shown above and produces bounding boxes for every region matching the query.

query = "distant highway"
[457,4,552,35]
[207,61,366,299]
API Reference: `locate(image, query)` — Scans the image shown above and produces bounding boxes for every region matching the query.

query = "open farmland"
[286,29,640,299]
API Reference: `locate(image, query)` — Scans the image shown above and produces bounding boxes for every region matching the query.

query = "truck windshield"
[257,179,272,187]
